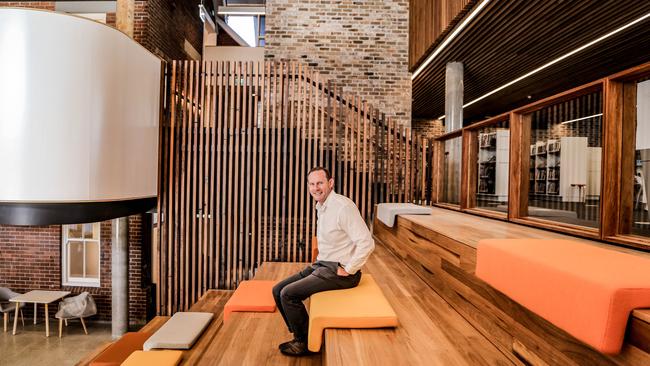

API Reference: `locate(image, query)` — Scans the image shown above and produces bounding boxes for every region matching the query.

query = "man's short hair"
[307,166,332,180]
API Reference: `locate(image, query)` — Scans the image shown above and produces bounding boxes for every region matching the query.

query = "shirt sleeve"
[338,203,375,274]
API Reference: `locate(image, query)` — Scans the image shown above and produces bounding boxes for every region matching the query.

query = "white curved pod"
[0,9,161,203]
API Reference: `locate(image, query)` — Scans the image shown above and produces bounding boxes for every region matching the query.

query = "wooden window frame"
[601,62,650,250]
[430,61,650,251]
[432,130,463,211]
[508,81,604,240]
[462,113,510,220]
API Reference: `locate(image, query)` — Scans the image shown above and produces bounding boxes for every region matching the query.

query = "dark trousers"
[272,261,362,342]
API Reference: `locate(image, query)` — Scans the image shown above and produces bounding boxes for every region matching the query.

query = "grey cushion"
[0,287,24,313]
[144,312,213,351]
[376,203,432,227]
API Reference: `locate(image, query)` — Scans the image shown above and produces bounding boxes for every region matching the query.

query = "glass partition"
[527,91,602,228]
[475,120,510,213]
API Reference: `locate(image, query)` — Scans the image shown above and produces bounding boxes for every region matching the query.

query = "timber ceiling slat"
[412,0,650,122]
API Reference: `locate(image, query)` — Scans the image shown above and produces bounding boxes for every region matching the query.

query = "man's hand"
[336,266,350,277]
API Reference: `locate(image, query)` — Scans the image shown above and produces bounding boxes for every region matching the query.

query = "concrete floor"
[1,317,112,366]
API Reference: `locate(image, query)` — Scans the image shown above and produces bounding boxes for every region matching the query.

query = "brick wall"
[0,2,54,10]
[0,215,147,325]
[144,0,203,61]
[412,119,445,140]
[265,0,411,127]
[0,1,203,62]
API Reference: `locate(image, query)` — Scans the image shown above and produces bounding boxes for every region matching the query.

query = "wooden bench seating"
[374,207,650,366]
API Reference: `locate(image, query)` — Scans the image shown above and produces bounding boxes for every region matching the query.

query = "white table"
[10,290,70,337]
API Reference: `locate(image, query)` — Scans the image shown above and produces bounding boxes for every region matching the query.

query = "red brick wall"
[0,2,55,10]
[0,215,147,325]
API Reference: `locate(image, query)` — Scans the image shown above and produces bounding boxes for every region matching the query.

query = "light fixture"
[411,0,492,80]
[462,12,650,109]
[559,113,603,125]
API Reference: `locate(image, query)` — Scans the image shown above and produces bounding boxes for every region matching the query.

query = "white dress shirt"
[315,191,375,274]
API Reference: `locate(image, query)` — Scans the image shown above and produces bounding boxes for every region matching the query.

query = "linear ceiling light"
[411,0,492,80]
[559,113,603,125]
[462,12,650,109]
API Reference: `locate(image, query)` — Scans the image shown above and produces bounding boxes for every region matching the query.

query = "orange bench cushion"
[223,280,277,321]
[120,350,182,366]
[308,274,399,352]
[90,332,152,366]
[476,239,650,354]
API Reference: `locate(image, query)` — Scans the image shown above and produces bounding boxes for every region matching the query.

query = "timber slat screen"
[157,61,430,315]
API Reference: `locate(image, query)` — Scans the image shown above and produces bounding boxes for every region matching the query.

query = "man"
[272,166,375,356]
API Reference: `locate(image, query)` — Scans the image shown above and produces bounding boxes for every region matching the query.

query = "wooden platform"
[195,262,322,366]
[323,242,515,366]
[374,207,650,366]
[77,290,232,366]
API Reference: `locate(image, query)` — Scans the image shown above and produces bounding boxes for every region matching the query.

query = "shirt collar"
[316,190,336,212]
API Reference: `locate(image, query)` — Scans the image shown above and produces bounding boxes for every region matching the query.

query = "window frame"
[508,81,604,240]
[433,130,463,210]
[61,222,101,288]
[601,63,650,250]
[462,113,511,220]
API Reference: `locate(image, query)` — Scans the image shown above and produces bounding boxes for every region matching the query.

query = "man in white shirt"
[272,167,375,356]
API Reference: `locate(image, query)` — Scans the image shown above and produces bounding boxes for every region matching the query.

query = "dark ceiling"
[411,0,650,124]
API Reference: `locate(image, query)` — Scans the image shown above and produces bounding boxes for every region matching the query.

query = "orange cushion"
[308,274,398,352]
[476,239,650,354]
[120,350,182,366]
[223,280,277,321]
[90,332,152,366]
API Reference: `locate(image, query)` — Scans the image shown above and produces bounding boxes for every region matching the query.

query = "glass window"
[629,78,650,238]
[62,222,101,287]
[442,136,462,205]
[527,91,602,228]
[476,121,509,213]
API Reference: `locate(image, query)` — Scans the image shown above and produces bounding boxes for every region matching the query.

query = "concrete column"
[112,217,129,339]
[445,62,464,133]
[444,62,463,203]
[116,0,135,38]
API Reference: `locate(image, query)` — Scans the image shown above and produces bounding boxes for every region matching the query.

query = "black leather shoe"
[280,340,311,356]
[278,338,298,350]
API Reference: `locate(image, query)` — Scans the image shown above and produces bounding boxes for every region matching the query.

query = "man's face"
[308,170,334,204]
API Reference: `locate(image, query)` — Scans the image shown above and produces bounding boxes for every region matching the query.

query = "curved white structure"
[0,9,161,204]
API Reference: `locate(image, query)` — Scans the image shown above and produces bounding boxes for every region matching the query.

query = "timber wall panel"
[157,61,426,313]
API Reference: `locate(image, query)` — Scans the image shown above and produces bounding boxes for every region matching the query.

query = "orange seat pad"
[476,239,650,354]
[90,332,152,366]
[120,350,182,366]
[224,280,277,321]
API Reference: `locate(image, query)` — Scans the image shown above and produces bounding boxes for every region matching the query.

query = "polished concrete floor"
[1,317,111,366]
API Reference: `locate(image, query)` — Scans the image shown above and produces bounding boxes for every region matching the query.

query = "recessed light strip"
[462,12,650,109]
[411,0,492,80]
[559,113,603,125]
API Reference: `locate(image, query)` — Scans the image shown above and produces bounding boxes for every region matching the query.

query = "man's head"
[307,167,334,204]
